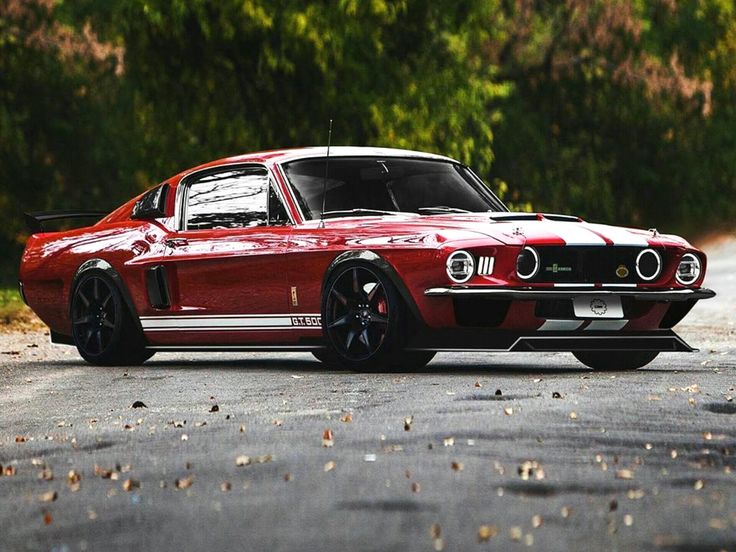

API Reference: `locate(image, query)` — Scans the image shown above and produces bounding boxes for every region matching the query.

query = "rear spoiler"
[24,210,108,233]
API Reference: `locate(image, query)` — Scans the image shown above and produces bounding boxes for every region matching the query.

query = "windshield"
[281,157,507,220]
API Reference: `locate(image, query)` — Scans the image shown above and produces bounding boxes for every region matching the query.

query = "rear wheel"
[71,272,153,366]
[572,351,659,371]
[322,263,409,371]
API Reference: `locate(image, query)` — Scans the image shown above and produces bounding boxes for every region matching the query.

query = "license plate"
[572,296,624,319]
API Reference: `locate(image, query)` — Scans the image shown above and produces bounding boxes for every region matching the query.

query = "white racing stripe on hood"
[548,222,607,246]
[586,224,650,246]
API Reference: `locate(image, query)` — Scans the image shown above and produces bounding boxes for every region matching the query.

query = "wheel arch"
[322,250,425,325]
[71,259,143,333]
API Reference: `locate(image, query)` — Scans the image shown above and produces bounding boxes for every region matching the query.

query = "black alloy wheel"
[72,275,117,356]
[324,265,392,364]
[71,272,152,366]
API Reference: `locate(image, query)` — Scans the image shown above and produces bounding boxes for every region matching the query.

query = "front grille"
[529,246,657,284]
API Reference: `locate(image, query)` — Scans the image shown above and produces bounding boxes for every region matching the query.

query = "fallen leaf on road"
[404,416,413,431]
[283,473,293,482]
[122,479,140,492]
[532,515,543,528]
[209,405,219,413]
[474,381,482,388]
[569,411,578,420]
[412,482,421,493]
[43,511,53,525]
[451,461,464,472]
[272,419,283,427]
[220,481,231,492]
[478,525,498,541]
[609,499,618,511]
[518,461,545,481]
[239,425,246,433]
[615,469,635,480]
[132,401,147,409]
[236,455,251,467]
[694,479,704,490]
[4,465,17,476]
[503,407,513,416]
[39,468,53,481]
[340,413,352,423]
[324,461,336,472]
[322,429,334,447]
[430,524,441,539]
[15,436,27,443]
[703,432,713,440]
[175,475,194,489]
[40,490,57,503]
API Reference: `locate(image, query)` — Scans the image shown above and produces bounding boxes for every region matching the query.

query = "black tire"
[572,351,659,371]
[322,263,408,371]
[71,271,153,366]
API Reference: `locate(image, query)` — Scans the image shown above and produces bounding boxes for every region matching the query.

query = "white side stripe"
[140,314,322,332]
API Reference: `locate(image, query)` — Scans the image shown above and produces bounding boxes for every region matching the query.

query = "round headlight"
[676,253,701,285]
[516,247,539,281]
[446,250,475,283]
[635,249,661,281]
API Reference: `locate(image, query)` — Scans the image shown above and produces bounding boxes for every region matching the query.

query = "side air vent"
[145,265,171,309]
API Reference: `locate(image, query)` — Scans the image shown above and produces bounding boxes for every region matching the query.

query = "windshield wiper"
[322,208,410,219]
[417,206,471,214]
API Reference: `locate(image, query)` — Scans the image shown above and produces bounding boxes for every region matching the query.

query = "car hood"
[316,212,692,248]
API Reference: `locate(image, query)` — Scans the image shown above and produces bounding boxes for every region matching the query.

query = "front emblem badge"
[616,264,629,278]
[590,299,608,316]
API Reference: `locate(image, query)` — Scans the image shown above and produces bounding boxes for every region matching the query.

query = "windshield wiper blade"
[322,209,408,218]
[417,206,471,214]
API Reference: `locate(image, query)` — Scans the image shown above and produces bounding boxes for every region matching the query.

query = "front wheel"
[71,272,153,366]
[572,351,659,371]
[322,263,407,371]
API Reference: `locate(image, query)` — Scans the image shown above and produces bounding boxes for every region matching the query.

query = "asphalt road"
[1,238,735,552]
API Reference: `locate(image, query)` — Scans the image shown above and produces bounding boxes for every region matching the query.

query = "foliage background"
[1,0,734,283]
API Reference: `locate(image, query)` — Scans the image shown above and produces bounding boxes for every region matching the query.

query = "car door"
[149,164,294,344]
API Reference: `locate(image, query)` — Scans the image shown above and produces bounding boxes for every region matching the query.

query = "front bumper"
[424,287,716,302]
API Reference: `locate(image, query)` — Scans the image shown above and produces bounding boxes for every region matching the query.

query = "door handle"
[164,237,189,248]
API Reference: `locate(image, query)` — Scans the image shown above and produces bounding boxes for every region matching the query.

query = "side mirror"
[132,185,169,220]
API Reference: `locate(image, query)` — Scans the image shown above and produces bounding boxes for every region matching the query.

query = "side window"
[269,185,290,226]
[185,168,268,230]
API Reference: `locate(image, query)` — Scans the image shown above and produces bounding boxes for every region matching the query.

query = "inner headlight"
[446,250,474,283]
[516,246,539,281]
[676,253,701,285]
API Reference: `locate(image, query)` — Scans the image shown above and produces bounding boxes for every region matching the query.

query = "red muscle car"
[19,147,715,370]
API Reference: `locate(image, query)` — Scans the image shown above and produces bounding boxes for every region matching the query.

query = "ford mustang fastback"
[19,147,715,370]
